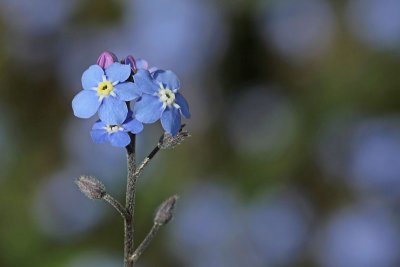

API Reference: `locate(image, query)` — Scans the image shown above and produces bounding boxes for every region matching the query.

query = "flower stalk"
[73,52,190,266]
[124,134,136,267]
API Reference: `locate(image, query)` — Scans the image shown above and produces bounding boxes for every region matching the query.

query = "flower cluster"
[72,51,190,147]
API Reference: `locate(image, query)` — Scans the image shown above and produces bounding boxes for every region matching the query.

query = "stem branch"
[134,146,160,178]
[129,223,162,264]
[103,194,128,219]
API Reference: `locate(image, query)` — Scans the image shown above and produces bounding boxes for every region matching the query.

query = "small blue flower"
[133,69,190,136]
[72,63,140,125]
[90,113,143,147]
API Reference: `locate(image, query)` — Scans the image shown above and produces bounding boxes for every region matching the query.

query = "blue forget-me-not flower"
[72,51,190,147]
[133,69,190,136]
[72,63,140,125]
[90,112,143,147]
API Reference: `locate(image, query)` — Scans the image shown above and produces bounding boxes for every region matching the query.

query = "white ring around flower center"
[158,84,176,106]
[95,75,118,102]
[104,125,123,133]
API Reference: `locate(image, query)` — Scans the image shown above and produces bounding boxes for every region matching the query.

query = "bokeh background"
[1,0,400,266]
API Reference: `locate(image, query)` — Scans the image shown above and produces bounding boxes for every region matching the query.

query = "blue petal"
[149,67,159,74]
[98,96,128,125]
[135,58,149,70]
[133,69,160,94]
[82,65,104,90]
[105,63,131,83]
[72,90,100,119]
[134,94,163,123]
[175,93,191,118]
[161,107,181,136]
[90,130,109,144]
[114,82,141,101]
[110,131,131,147]
[123,118,143,134]
[92,120,106,130]
[153,70,180,91]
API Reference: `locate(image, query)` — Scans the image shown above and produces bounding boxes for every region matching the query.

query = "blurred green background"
[1,0,400,266]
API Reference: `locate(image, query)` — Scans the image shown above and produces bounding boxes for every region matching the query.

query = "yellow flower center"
[97,81,114,96]
[159,87,176,106]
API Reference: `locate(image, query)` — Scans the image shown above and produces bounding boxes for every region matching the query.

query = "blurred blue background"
[1,0,400,266]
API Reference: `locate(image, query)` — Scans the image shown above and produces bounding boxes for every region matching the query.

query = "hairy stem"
[123,130,182,265]
[124,134,136,267]
[103,194,128,219]
[133,125,186,179]
[129,223,162,264]
[134,145,160,178]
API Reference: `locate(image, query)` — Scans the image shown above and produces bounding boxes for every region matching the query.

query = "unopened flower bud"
[124,55,137,72]
[159,131,190,150]
[97,51,118,69]
[75,175,106,200]
[154,195,179,225]
[135,58,150,70]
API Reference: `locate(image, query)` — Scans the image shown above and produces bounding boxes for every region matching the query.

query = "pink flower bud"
[96,51,118,69]
[124,55,137,72]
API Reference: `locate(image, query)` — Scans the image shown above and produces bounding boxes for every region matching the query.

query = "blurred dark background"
[1,0,400,266]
